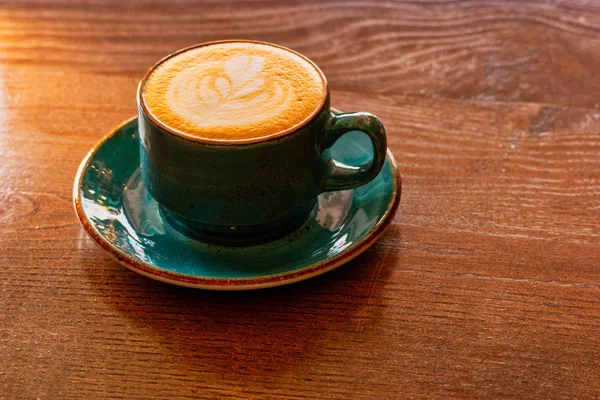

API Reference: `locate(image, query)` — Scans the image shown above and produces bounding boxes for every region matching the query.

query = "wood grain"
[1,0,599,399]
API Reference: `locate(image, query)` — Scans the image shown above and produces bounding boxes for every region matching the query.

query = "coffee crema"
[141,42,327,143]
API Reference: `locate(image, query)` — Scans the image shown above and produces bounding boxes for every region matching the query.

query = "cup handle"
[320,111,387,192]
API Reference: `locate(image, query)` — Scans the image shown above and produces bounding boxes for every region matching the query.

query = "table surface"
[2,0,600,398]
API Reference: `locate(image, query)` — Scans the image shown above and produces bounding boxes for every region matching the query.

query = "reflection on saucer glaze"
[73,117,401,290]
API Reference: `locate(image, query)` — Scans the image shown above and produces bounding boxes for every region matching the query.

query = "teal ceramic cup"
[137,41,387,245]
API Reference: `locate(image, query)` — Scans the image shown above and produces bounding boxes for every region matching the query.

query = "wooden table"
[2,1,599,398]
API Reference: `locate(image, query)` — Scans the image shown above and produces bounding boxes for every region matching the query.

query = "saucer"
[74,116,401,290]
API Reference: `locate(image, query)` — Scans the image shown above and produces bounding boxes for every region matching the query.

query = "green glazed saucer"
[73,116,401,290]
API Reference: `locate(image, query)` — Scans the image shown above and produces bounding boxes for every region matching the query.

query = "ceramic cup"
[137,40,387,245]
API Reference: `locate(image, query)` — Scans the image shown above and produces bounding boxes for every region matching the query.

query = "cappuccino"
[141,41,326,143]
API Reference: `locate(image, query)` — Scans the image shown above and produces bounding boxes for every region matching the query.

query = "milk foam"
[142,42,326,142]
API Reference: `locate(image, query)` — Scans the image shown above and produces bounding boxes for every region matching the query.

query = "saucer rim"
[73,116,401,290]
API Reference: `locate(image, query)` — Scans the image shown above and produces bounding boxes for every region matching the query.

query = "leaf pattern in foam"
[199,76,219,105]
[232,77,264,99]
[225,56,264,89]
[215,77,231,98]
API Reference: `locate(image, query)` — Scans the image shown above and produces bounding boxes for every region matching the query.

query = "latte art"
[167,55,292,127]
[141,42,326,143]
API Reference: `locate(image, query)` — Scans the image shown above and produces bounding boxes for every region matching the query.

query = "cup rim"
[137,39,330,146]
